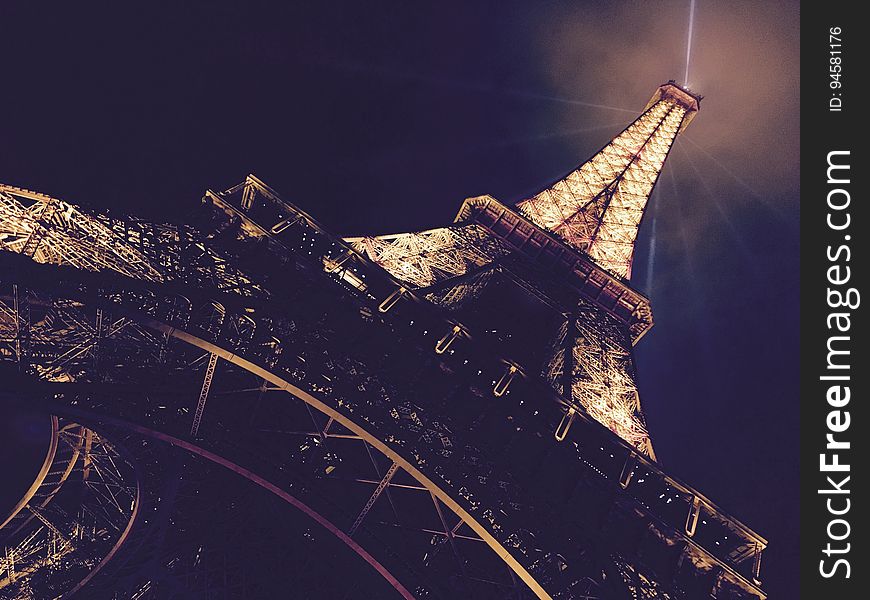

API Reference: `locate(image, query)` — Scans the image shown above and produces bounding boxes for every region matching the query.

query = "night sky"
[1,1,799,597]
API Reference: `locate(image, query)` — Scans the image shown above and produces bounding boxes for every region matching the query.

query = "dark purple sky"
[1,1,799,596]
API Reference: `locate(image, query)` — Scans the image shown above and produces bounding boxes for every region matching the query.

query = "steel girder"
[516,82,699,279]
[0,419,412,600]
[1,257,764,600]
[0,419,138,598]
[0,165,764,600]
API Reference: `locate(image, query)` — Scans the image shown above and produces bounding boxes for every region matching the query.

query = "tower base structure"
[0,82,767,600]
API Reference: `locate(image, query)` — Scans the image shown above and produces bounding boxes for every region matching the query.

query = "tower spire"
[517,81,701,279]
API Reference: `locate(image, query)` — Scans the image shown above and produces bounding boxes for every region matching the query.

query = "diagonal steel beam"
[348,461,400,537]
[191,353,220,437]
[364,441,400,524]
[430,491,466,574]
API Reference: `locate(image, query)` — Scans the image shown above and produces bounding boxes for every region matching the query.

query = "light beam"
[684,0,697,86]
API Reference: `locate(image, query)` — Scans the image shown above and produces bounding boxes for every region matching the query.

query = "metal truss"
[0,186,164,282]
[346,225,512,309]
[0,193,767,600]
[339,85,696,452]
[544,307,652,455]
[517,82,699,278]
[0,80,765,600]
[421,268,497,310]
[0,286,166,383]
[60,426,416,600]
[0,184,268,299]
[0,419,138,598]
[452,195,654,342]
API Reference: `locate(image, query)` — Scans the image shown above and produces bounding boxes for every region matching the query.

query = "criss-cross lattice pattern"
[0,184,267,298]
[0,424,137,597]
[347,224,510,290]
[0,168,770,599]
[517,97,688,279]
[545,307,651,454]
[0,186,164,282]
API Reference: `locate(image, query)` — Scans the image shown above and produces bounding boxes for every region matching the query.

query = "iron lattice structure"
[0,82,768,600]
[0,419,137,598]
[517,83,699,279]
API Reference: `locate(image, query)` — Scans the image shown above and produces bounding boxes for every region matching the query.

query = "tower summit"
[518,81,701,278]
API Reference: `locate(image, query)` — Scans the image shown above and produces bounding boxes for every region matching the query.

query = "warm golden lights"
[517,85,697,279]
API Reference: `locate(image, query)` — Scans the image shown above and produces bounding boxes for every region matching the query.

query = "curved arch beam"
[63,446,141,598]
[0,422,138,596]
[142,317,551,600]
[37,404,417,600]
[0,421,86,541]
[0,415,58,532]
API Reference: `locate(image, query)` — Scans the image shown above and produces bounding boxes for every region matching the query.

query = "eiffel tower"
[0,82,767,599]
